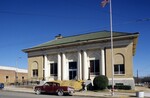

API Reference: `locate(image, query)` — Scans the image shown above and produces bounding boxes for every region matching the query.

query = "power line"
[76,17,150,33]
[103,18,150,28]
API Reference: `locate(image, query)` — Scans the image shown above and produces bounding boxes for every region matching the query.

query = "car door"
[42,82,52,93]
[53,83,59,93]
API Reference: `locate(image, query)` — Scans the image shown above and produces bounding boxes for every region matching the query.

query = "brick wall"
[0,69,28,84]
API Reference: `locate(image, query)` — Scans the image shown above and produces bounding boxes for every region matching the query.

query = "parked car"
[34,81,75,96]
[0,83,4,89]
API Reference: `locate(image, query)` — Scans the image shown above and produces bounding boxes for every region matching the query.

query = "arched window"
[114,53,125,74]
[31,61,38,77]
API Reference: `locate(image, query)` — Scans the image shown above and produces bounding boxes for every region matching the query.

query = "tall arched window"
[114,53,125,74]
[31,61,38,77]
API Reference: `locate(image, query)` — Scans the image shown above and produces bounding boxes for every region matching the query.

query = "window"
[22,77,25,82]
[33,69,38,77]
[90,60,100,75]
[50,63,57,76]
[69,62,77,80]
[6,76,9,82]
[22,77,24,81]
[6,76,9,79]
[114,64,125,74]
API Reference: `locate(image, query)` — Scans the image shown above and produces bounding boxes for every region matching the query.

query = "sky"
[0,0,150,77]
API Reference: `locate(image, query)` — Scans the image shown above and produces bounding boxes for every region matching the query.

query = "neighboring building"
[0,66,28,84]
[23,30,139,89]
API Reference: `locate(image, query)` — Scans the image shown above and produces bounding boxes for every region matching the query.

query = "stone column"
[83,50,88,80]
[77,51,82,80]
[62,53,66,80]
[101,48,105,75]
[57,53,61,80]
[44,55,49,81]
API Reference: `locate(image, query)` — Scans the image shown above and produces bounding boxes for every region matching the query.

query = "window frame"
[32,69,38,77]
[90,60,100,75]
[114,64,125,75]
[6,76,9,82]
[50,63,58,76]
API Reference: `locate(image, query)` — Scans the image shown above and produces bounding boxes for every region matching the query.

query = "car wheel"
[35,89,41,95]
[68,91,73,96]
[57,90,64,96]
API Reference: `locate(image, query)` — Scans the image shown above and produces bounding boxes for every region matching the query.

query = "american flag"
[101,0,109,7]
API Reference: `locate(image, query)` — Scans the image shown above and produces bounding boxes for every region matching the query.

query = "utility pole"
[137,69,139,84]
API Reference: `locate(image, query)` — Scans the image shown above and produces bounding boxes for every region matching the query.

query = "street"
[1,86,150,98]
[0,91,93,98]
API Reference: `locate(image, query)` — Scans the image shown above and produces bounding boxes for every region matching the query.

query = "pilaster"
[57,53,61,80]
[77,51,82,80]
[44,55,49,81]
[83,50,88,80]
[101,48,105,75]
[62,53,67,80]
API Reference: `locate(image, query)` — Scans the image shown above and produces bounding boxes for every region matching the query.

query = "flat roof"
[0,66,28,73]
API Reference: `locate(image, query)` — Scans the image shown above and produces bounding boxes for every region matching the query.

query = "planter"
[136,91,144,98]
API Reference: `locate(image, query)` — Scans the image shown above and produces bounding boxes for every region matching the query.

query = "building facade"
[23,31,139,88]
[0,66,28,84]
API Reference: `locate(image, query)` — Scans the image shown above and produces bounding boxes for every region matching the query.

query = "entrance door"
[69,62,77,80]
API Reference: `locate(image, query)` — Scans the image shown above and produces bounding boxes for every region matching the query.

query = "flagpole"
[109,0,114,96]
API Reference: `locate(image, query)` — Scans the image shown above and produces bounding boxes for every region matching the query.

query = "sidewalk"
[3,86,150,98]
[4,86,33,93]
[74,91,135,98]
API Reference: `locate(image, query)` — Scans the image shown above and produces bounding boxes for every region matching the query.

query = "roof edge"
[23,32,139,53]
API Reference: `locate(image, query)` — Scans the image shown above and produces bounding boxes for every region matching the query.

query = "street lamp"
[15,57,21,85]
[88,67,91,80]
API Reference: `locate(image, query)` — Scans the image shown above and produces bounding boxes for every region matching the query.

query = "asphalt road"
[0,91,93,98]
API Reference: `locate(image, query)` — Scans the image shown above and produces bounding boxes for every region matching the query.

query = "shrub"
[107,85,131,90]
[115,83,124,86]
[93,75,108,90]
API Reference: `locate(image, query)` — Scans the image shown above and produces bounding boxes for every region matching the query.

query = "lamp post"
[15,57,21,85]
[88,67,91,80]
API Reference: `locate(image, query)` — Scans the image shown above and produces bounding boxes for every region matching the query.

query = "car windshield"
[44,82,50,86]
[44,82,60,86]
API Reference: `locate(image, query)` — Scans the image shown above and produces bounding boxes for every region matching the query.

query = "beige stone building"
[23,31,139,88]
[0,66,28,84]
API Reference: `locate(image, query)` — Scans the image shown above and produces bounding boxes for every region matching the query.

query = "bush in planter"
[93,75,108,90]
[107,85,131,90]
[115,83,124,86]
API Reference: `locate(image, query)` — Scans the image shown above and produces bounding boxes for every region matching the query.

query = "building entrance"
[69,62,77,80]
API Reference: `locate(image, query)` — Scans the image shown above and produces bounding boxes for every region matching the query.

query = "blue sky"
[0,0,149,77]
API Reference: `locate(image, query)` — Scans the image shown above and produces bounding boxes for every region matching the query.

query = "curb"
[3,88,146,98]
[2,90,114,98]
[2,89,34,94]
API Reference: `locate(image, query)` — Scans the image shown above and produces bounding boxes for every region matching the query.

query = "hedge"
[93,75,108,90]
[108,85,131,90]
